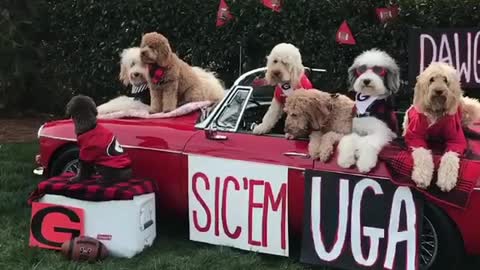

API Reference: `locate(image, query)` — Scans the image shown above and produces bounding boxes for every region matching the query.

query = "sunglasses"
[355,65,387,77]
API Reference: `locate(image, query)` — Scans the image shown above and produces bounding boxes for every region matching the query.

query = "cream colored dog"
[253,43,313,135]
[140,32,224,113]
[284,89,354,161]
[97,47,150,115]
[403,62,480,191]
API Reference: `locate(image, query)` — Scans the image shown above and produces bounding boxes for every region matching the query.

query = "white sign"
[188,155,289,256]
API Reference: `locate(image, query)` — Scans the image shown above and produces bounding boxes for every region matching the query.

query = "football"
[61,236,108,262]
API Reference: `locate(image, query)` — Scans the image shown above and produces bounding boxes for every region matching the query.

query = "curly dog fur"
[66,95,132,184]
[337,49,399,173]
[403,62,480,191]
[66,95,98,135]
[140,32,224,113]
[284,89,354,162]
[118,47,149,87]
[253,43,310,134]
[97,47,150,115]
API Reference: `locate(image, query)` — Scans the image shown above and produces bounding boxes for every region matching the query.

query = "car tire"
[421,202,464,270]
[48,146,79,177]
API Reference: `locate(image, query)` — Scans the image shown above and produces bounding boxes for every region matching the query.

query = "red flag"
[336,20,356,45]
[262,0,282,12]
[376,5,400,23]
[216,0,234,27]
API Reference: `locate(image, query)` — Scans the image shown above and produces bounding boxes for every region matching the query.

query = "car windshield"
[215,89,250,130]
[197,67,327,135]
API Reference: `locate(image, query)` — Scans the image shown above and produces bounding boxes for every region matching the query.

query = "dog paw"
[436,152,460,192]
[412,170,432,189]
[337,153,356,168]
[317,145,334,163]
[149,107,161,114]
[285,133,294,140]
[309,150,320,160]
[356,154,377,173]
[252,124,270,135]
[411,148,434,189]
[308,144,320,160]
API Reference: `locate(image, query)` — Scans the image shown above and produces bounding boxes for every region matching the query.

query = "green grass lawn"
[2,143,479,270]
[0,143,318,270]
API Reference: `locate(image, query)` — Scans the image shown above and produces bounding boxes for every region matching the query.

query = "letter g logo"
[29,203,84,250]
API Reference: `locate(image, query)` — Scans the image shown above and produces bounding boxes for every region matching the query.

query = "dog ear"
[84,95,98,117]
[386,64,400,93]
[92,101,98,116]
[347,65,356,91]
[288,58,304,87]
[119,48,128,58]
[413,73,428,110]
[118,63,130,86]
[65,96,74,117]
[307,94,330,130]
[445,64,463,93]
[445,66,463,114]
[265,55,275,85]
[157,38,173,67]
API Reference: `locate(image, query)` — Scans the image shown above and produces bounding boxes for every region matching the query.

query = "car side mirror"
[199,107,209,122]
[205,126,228,141]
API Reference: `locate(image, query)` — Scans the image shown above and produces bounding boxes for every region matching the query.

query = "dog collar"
[148,64,166,85]
[131,83,148,94]
[277,82,294,97]
[355,93,387,116]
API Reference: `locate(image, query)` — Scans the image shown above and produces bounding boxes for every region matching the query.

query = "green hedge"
[0,0,49,112]
[3,0,480,113]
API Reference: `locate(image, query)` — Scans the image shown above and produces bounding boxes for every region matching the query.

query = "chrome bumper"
[33,167,44,176]
[33,153,44,176]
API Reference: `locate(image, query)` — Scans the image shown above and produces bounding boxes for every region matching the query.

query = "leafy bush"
[0,0,53,113]
[3,0,480,113]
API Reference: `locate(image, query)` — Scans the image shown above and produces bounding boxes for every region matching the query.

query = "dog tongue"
[131,84,148,94]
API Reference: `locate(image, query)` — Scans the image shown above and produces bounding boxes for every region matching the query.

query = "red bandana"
[148,64,165,85]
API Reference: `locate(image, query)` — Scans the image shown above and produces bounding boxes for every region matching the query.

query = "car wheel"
[49,146,79,177]
[420,203,464,270]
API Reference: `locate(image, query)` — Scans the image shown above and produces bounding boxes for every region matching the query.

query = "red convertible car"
[35,68,480,269]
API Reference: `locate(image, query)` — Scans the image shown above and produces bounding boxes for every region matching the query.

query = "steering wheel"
[249,99,261,107]
[238,99,264,132]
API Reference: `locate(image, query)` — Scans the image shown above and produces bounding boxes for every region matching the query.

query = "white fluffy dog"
[97,47,150,115]
[403,62,480,191]
[97,47,225,116]
[253,43,313,135]
[337,49,400,173]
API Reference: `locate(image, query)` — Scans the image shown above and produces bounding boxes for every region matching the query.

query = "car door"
[183,81,313,255]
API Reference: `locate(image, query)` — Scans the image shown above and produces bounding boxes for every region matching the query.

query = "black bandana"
[354,93,398,134]
[130,84,150,105]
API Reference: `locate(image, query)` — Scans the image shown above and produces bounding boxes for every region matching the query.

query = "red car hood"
[40,112,201,146]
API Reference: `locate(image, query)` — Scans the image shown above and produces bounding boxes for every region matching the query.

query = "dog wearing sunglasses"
[337,49,400,173]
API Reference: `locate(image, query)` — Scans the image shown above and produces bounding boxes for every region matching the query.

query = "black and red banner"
[301,170,423,270]
[409,28,480,88]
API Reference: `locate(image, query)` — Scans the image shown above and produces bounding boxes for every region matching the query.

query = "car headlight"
[37,124,45,139]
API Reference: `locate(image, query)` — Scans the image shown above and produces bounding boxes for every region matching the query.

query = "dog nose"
[363,79,371,86]
[435,89,444,95]
[133,72,140,77]
[273,71,281,77]
[141,51,146,56]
